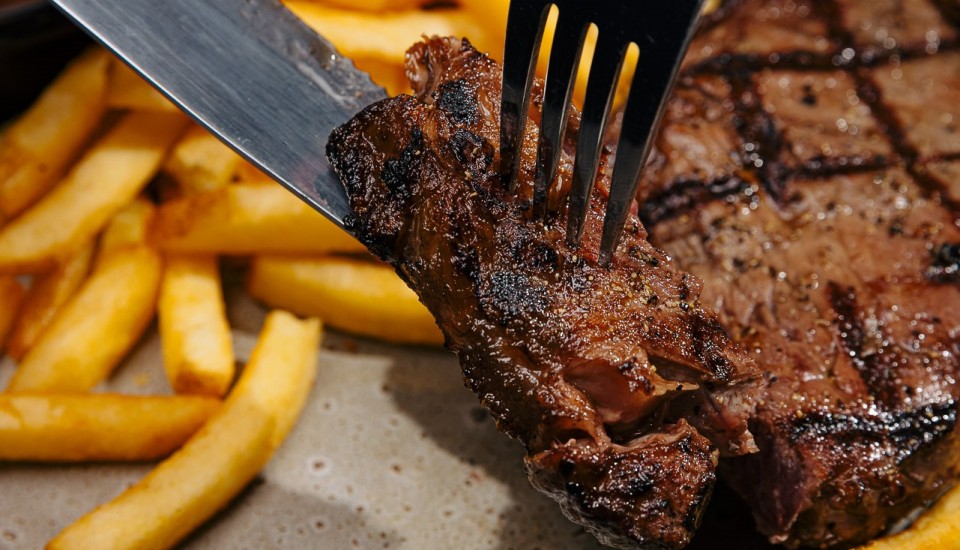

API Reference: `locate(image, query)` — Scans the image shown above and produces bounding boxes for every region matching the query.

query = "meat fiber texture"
[328,37,761,549]
[630,0,960,547]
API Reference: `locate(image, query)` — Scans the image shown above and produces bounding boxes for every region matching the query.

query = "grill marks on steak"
[630,0,960,546]
[650,169,960,545]
[327,37,761,549]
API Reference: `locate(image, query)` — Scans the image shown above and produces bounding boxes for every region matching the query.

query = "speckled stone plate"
[0,287,610,550]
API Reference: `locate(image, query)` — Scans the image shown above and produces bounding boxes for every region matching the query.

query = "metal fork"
[499,0,705,264]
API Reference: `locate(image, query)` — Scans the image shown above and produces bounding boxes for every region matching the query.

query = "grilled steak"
[327,37,761,549]
[628,0,960,546]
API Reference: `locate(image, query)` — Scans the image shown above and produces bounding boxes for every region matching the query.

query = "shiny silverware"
[499,0,705,263]
[51,0,386,228]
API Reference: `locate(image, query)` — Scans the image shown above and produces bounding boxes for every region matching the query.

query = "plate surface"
[0,289,608,550]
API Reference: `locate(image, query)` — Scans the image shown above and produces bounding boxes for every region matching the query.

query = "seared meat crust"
[630,0,960,546]
[328,37,760,549]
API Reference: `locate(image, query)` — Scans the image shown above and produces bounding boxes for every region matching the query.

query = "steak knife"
[50,0,387,228]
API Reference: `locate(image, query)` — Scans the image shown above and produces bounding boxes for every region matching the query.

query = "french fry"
[152,183,363,255]
[97,196,156,264]
[0,49,109,219]
[6,245,162,393]
[862,484,960,549]
[286,2,498,66]
[464,0,713,108]
[305,0,429,11]
[248,255,444,346]
[163,124,242,194]
[233,158,268,183]
[459,0,509,59]
[106,59,179,113]
[231,311,320,447]
[539,16,610,107]
[0,111,185,274]
[5,241,95,361]
[533,0,720,108]
[0,394,219,462]
[49,403,273,550]
[48,310,320,550]
[159,255,234,397]
[524,8,631,109]
[352,57,411,96]
[0,276,26,356]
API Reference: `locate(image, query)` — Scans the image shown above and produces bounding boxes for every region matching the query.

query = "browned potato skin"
[6,241,94,361]
[46,311,320,550]
[105,58,178,113]
[162,124,242,194]
[0,275,27,356]
[248,255,443,346]
[151,183,363,255]
[6,245,162,393]
[0,49,110,219]
[300,0,432,13]
[0,394,220,462]
[159,255,235,397]
[0,111,184,274]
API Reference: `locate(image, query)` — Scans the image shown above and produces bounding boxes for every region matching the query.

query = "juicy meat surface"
[632,0,960,547]
[328,37,760,549]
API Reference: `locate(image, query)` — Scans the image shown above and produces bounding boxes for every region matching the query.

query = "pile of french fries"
[0,0,954,548]
[0,46,328,548]
[0,2,457,546]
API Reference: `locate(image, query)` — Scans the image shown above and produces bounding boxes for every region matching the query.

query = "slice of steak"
[632,0,960,547]
[327,37,760,549]
[650,168,960,547]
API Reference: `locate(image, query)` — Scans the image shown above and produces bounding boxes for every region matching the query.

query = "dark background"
[0,0,90,123]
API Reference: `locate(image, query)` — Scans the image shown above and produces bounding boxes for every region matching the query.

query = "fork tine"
[566,30,626,246]
[532,13,589,218]
[596,85,650,266]
[598,0,706,263]
[500,1,552,193]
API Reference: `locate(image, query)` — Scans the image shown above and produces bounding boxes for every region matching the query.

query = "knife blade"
[50,0,387,228]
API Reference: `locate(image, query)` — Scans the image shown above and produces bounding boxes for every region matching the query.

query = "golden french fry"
[302,0,428,11]
[353,57,412,96]
[152,183,363,255]
[106,59,179,113]
[163,124,242,194]
[460,0,509,60]
[533,0,718,108]
[5,241,95,361]
[0,49,109,219]
[159,255,234,397]
[286,2,498,66]
[861,484,960,549]
[248,255,443,346]
[0,276,27,356]
[0,394,219,462]
[49,403,271,550]
[6,245,162,393]
[97,196,156,264]
[0,111,185,274]
[464,0,712,107]
[230,311,320,447]
[233,158,268,183]
[532,10,631,108]
[48,310,320,550]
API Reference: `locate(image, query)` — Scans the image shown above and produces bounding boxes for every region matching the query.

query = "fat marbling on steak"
[629,0,960,547]
[327,37,761,549]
